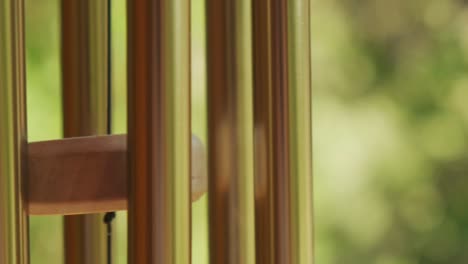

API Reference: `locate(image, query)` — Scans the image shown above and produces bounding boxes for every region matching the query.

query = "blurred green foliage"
[313,0,468,263]
[25,0,468,263]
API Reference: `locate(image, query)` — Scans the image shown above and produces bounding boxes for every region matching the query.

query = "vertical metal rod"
[252,1,276,261]
[61,0,110,263]
[287,0,313,262]
[0,0,29,263]
[127,0,191,263]
[252,0,313,263]
[206,0,256,263]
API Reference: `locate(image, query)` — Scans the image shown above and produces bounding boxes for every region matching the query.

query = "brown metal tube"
[0,0,29,262]
[127,0,191,263]
[206,0,256,263]
[61,0,110,263]
[253,0,313,263]
[253,1,291,262]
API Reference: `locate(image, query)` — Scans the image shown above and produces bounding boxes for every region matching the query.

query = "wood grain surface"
[27,134,206,215]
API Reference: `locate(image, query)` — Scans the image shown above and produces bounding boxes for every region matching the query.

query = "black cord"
[103,212,116,264]
[107,0,112,135]
[105,2,115,264]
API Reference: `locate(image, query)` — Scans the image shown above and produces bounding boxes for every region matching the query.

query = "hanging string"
[103,212,116,264]
[104,1,115,264]
[106,0,112,134]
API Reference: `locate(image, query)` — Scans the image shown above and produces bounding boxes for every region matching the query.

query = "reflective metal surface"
[61,0,110,263]
[206,0,256,263]
[0,0,29,262]
[253,0,313,263]
[287,0,313,262]
[127,0,191,262]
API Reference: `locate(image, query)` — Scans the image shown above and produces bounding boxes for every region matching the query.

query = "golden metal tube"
[127,0,191,263]
[0,0,29,263]
[206,0,256,263]
[61,0,110,263]
[287,0,313,262]
[253,0,313,263]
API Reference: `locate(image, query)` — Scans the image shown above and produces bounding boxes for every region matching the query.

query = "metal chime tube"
[61,0,110,263]
[287,1,313,262]
[206,0,256,263]
[127,0,191,263]
[0,0,29,263]
[253,0,313,263]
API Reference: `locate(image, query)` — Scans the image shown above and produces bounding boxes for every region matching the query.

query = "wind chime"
[0,0,312,263]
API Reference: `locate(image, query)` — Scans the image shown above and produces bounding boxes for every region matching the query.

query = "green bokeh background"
[26,0,468,263]
[313,0,468,263]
